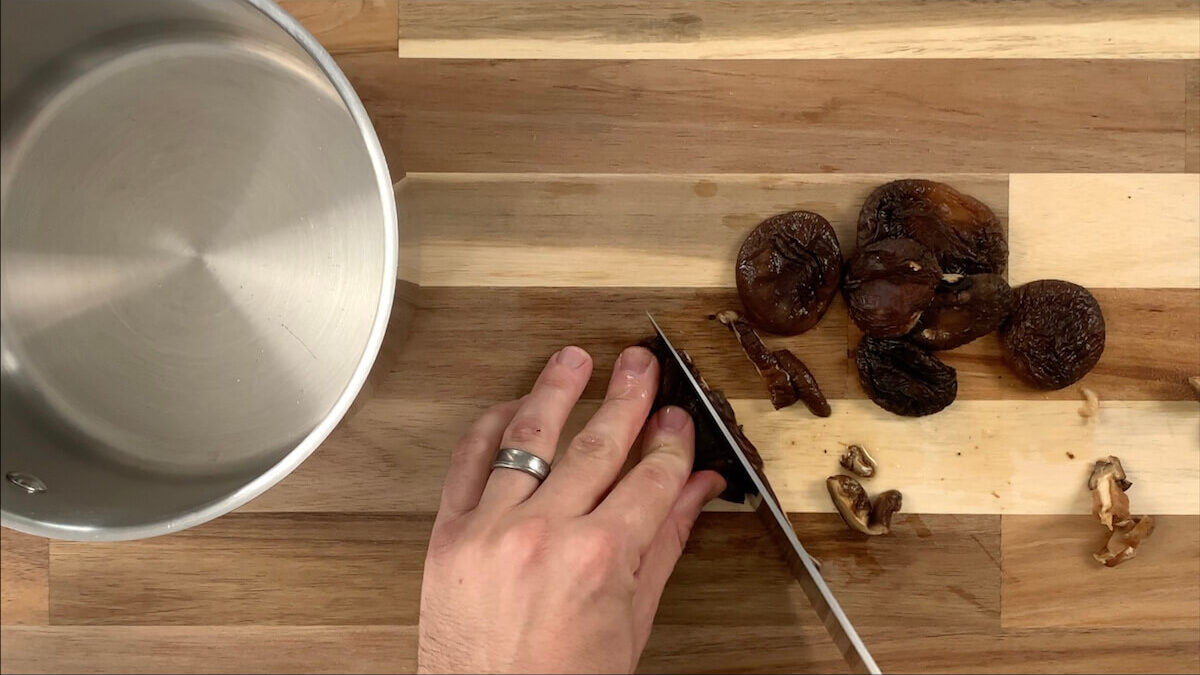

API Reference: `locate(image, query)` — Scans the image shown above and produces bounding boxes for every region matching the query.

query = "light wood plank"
[642,626,1200,674]
[406,173,1006,288]
[48,514,430,625]
[340,58,1188,173]
[355,287,1197,402]
[396,1,1200,60]
[0,529,47,626]
[1002,515,1200,629]
[1009,174,1200,288]
[279,0,398,55]
[0,626,416,674]
[245,398,1200,515]
[740,400,1199,516]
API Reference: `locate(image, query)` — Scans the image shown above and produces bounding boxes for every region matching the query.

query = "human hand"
[418,345,726,674]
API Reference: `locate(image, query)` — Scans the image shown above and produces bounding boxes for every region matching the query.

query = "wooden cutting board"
[3,2,1198,672]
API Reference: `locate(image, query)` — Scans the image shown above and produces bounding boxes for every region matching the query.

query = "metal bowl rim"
[0,0,399,541]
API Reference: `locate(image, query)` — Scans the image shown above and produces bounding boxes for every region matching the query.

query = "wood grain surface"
[3,2,1198,674]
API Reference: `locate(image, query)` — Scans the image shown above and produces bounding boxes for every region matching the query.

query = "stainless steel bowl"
[0,0,398,540]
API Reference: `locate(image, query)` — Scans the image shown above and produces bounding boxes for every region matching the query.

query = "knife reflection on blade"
[647,313,882,675]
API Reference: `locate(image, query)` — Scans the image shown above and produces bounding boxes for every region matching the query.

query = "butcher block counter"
[2,1,1199,672]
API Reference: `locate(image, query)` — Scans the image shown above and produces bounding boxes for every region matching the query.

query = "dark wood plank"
[0,626,416,674]
[48,514,431,626]
[660,513,1000,633]
[850,288,1200,401]
[1186,60,1199,172]
[0,529,48,626]
[1002,514,1200,629]
[339,57,1188,173]
[641,626,1200,674]
[377,287,1198,402]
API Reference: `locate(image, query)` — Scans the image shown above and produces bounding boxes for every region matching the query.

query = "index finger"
[589,405,695,555]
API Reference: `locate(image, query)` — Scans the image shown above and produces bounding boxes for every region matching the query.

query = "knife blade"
[647,313,882,675]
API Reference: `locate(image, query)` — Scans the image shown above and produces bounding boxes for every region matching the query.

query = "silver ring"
[492,447,551,483]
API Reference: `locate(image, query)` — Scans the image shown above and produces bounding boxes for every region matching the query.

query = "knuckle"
[571,527,622,583]
[539,366,582,393]
[454,430,494,458]
[495,516,553,565]
[569,430,620,461]
[505,417,548,447]
[426,517,468,566]
[636,456,686,494]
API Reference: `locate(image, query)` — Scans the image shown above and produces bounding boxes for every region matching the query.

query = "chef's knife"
[648,314,882,675]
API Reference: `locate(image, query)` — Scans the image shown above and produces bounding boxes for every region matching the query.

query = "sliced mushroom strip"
[716,310,830,416]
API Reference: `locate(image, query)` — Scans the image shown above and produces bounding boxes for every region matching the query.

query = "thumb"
[630,470,726,653]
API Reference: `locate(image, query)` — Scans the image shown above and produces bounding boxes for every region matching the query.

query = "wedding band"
[492,447,551,483]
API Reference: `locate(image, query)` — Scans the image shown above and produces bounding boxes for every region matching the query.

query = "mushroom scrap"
[826,475,902,536]
[839,445,877,478]
[1088,456,1155,567]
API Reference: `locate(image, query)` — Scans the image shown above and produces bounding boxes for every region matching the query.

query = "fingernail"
[659,405,690,431]
[621,346,654,374]
[557,346,589,368]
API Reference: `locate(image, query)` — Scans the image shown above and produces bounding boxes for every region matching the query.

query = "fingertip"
[656,405,692,433]
[696,470,727,502]
[555,345,592,369]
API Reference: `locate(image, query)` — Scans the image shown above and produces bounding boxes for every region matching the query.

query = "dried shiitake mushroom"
[910,273,1014,350]
[715,310,830,416]
[826,475,902,536]
[843,238,941,338]
[735,211,842,335]
[858,179,1007,275]
[1000,280,1105,390]
[640,335,764,503]
[839,445,877,478]
[855,336,957,416]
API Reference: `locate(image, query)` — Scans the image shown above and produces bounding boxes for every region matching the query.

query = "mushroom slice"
[827,475,875,535]
[826,475,901,536]
[1089,456,1132,530]
[839,445,877,478]
[870,490,903,533]
[1094,515,1156,567]
[716,310,830,416]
